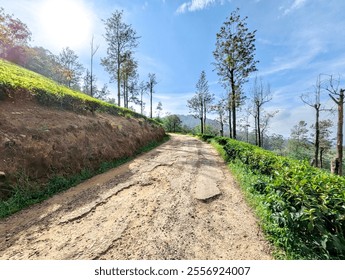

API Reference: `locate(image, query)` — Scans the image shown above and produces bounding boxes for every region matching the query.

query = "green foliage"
[213,8,258,138]
[193,124,219,136]
[207,135,345,259]
[0,59,158,125]
[162,114,182,133]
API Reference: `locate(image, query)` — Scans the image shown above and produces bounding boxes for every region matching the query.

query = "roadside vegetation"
[200,135,345,260]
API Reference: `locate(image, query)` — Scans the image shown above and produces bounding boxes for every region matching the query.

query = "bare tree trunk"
[261,131,264,148]
[200,117,204,134]
[203,97,206,133]
[330,89,344,175]
[254,115,258,146]
[337,90,344,175]
[331,158,340,174]
[150,88,153,118]
[220,121,224,136]
[117,63,121,106]
[230,72,237,139]
[314,104,320,167]
[123,78,126,108]
[90,55,94,98]
[228,107,232,138]
[232,93,236,139]
[140,91,144,115]
[257,106,261,147]
[90,36,99,98]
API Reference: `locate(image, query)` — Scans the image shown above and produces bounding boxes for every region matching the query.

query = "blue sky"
[2,0,345,137]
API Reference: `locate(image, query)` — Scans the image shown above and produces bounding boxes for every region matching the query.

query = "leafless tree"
[252,76,272,147]
[260,110,278,148]
[212,97,227,136]
[323,75,344,175]
[301,75,332,167]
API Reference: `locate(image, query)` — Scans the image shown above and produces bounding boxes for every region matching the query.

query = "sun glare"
[38,0,93,51]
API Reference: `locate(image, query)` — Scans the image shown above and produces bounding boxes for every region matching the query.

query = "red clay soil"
[0,90,165,199]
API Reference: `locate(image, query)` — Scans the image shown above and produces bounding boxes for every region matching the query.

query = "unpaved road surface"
[0,134,271,260]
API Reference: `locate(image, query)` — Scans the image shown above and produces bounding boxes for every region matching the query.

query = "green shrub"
[208,136,345,259]
[0,59,158,126]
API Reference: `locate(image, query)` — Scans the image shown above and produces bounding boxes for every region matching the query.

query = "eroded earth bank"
[0,134,271,260]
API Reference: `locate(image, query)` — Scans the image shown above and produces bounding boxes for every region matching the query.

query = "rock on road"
[0,134,271,260]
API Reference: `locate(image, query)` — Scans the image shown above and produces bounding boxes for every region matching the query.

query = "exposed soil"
[0,90,165,198]
[0,134,272,260]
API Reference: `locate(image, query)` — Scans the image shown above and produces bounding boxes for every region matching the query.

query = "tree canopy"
[101,10,139,107]
[213,8,258,139]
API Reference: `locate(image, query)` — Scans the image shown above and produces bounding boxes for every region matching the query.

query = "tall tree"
[325,75,344,175]
[101,10,139,107]
[83,69,97,96]
[213,8,258,139]
[90,35,99,98]
[0,7,31,65]
[147,73,157,119]
[156,101,163,118]
[268,134,285,155]
[187,95,204,134]
[260,110,278,148]
[138,80,147,115]
[200,72,214,131]
[94,84,110,101]
[163,114,182,133]
[212,98,227,137]
[301,75,332,167]
[288,120,311,160]
[57,47,84,89]
[187,71,213,134]
[252,76,272,147]
[121,51,138,108]
[311,119,334,168]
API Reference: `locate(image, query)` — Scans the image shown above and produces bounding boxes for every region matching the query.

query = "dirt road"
[0,134,271,260]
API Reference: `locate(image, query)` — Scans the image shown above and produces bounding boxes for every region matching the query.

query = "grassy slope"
[0,59,156,123]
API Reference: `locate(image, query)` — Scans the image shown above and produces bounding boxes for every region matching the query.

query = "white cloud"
[176,0,217,14]
[283,0,307,15]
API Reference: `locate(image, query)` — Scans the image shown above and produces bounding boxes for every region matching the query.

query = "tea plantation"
[202,135,345,259]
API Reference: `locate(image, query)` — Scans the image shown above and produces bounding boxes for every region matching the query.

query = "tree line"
[0,7,160,118]
[185,8,344,176]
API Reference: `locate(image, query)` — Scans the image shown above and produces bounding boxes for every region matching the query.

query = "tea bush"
[206,135,345,259]
[0,59,159,125]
